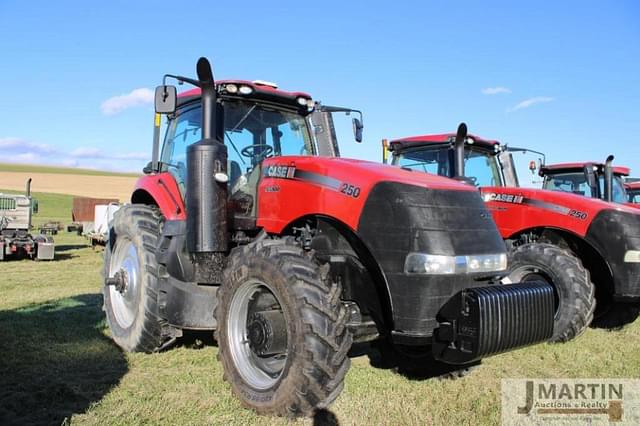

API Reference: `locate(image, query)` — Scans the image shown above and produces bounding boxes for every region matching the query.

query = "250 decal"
[340,183,361,198]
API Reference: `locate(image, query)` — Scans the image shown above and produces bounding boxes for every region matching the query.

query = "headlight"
[238,85,253,95]
[404,252,507,275]
[624,250,640,263]
[224,83,238,94]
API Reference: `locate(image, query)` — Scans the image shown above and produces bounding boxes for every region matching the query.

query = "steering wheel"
[241,144,273,161]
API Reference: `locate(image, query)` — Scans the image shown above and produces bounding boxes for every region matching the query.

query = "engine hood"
[268,156,477,192]
[480,185,640,238]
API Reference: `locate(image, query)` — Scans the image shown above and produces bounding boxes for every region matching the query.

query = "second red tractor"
[386,124,640,340]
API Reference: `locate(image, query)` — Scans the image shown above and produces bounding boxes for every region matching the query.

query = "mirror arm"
[163,73,201,88]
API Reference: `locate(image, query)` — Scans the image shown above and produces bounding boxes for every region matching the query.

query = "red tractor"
[386,124,640,340]
[103,59,557,417]
[538,160,637,208]
[627,180,640,204]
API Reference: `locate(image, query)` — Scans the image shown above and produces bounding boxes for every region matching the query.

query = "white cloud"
[508,96,555,112]
[0,137,59,155]
[481,87,512,95]
[0,136,147,172]
[70,147,104,158]
[101,88,154,116]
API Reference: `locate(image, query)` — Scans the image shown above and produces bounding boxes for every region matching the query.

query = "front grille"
[433,282,555,364]
[0,198,16,210]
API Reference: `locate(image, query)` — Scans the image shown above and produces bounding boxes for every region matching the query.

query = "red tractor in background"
[386,124,640,340]
[538,160,638,208]
[102,59,558,417]
[627,180,640,204]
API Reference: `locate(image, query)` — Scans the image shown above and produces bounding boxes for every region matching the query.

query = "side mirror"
[352,117,363,143]
[32,199,39,214]
[155,85,177,114]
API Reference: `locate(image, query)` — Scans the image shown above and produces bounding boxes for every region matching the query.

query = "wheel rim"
[108,238,140,329]
[227,279,288,390]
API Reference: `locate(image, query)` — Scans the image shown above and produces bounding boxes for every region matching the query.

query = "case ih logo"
[264,165,296,179]
[502,379,640,425]
[483,192,524,204]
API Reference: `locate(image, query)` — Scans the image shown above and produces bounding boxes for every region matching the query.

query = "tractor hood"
[258,155,491,233]
[480,185,640,238]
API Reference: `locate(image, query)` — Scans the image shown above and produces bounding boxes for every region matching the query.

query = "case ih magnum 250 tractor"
[538,159,637,208]
[103,59,556,417]
[0,179,54,261]
[387,124,640,340]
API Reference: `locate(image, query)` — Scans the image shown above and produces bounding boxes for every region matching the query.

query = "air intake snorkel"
[603,155,614,202]
[184,57,229,283]
[453,122,468,180]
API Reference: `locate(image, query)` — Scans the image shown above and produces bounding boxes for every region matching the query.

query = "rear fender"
[131,173,186,221]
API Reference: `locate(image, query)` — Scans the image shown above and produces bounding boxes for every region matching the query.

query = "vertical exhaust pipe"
[186,57,229,282]
[25,178,32,197]
[454,123,468,178]
[604,155,614,202]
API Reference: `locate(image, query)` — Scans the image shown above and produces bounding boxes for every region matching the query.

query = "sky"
[0,0,639,184]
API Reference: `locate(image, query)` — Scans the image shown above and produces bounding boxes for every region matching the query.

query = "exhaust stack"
[603,155,614,202]
[454,123,468,179]
[25,178,32,197]
[185,58,229,282]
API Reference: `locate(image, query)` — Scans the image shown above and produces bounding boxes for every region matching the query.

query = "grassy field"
[1,191,639,425]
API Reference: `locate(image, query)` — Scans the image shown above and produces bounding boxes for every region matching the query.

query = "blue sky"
[1,1,638,183]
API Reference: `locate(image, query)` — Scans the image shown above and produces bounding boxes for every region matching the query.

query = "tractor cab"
[153,81,362,219]
[387,132,518,188]
[539,162,630,204]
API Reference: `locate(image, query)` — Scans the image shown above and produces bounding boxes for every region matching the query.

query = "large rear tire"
[103,205,164,353]
[215,237,352,417]
[505,243,595,343]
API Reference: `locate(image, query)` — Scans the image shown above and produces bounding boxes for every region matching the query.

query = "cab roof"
[626,181,640,190]
[540,162,630,176]
[177,80,312,110]
[390,133,500,150]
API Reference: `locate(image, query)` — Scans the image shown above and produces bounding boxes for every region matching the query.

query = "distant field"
[0,167,138,202]
[0,190,639,425]
[0,163,139,178]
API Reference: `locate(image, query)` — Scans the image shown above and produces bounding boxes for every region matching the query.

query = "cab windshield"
[629,188,640,203]
[160,99,314,194]
[393,145,503,187]
[542,172,628,203]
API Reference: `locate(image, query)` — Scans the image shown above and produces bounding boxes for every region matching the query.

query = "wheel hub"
[107,269,129,294]
[247,310,287,356]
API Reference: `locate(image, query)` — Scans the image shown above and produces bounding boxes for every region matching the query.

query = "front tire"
[505,243,596,343]
[103,205,164,353]
[215,237,352,417]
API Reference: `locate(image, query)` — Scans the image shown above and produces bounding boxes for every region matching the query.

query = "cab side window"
[161,106,201,193]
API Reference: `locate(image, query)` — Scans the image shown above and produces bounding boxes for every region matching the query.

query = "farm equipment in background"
[68,196,119,234]
[0,179,54,261]
[39,221,62,235]
[86,203,121,247]
[386,124,640,336]
[102,58,557,417]
[537,159,639,208]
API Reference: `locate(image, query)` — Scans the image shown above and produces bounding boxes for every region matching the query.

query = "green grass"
[0,191,639,425]
[0,162,139,177]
